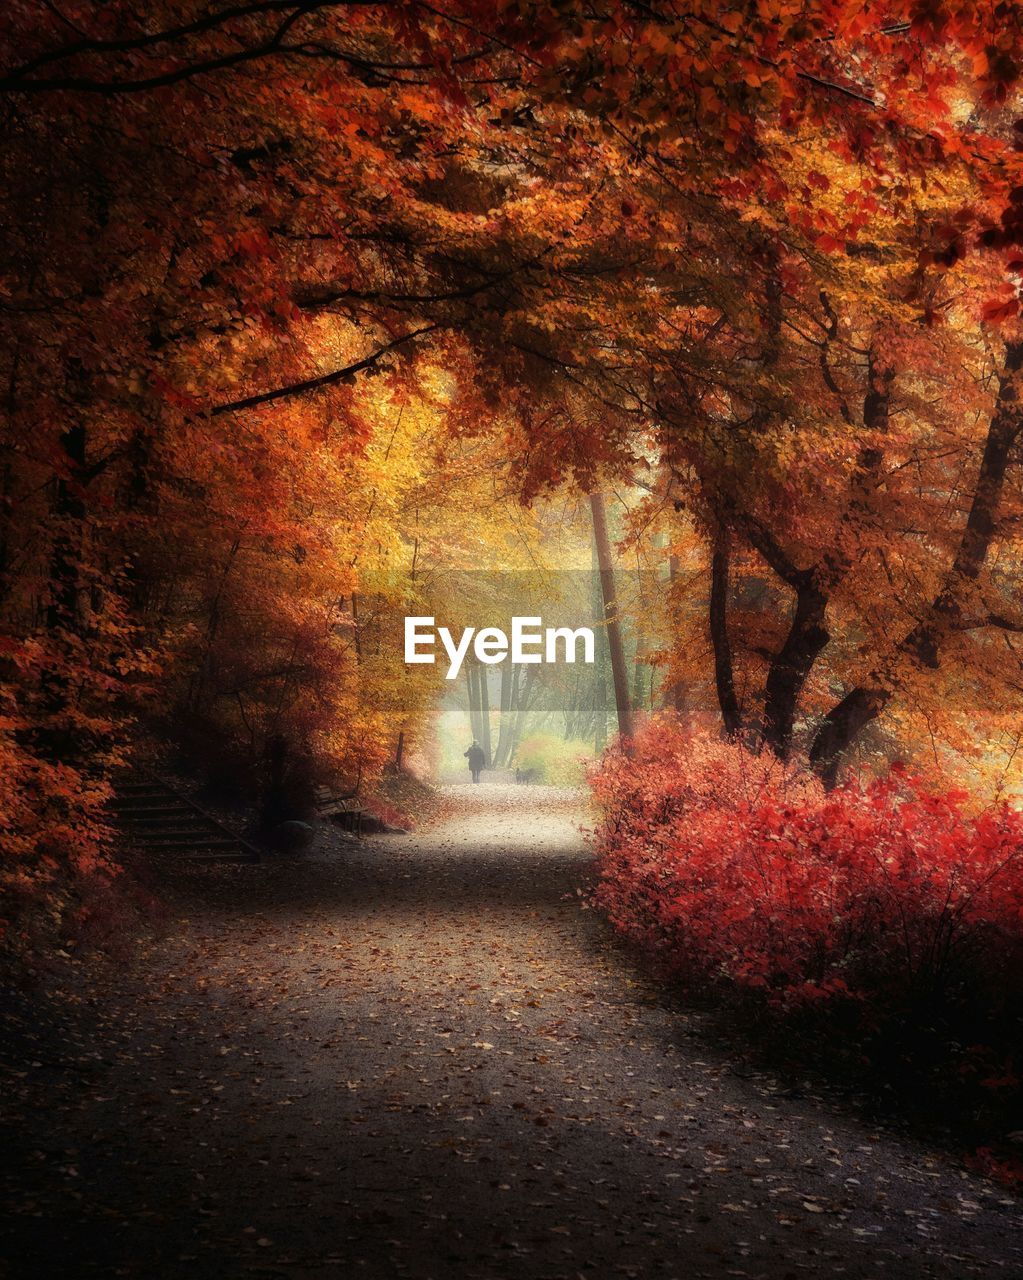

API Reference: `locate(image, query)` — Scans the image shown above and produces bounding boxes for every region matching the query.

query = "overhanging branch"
[210,324,439,415]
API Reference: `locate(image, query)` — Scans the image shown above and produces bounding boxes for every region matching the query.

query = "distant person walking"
[464,741,486,783]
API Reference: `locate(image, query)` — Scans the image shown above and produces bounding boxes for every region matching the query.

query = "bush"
[514,732,592,786]
[0,697,121,959]
[589,719,1023,1136]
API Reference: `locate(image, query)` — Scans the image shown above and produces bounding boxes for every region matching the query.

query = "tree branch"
[817,291,854,427]
[810,339,1023,779]
[0,2,417,94]
[734,510,808,589]
[1,2,341,85]
[210,324,439,415]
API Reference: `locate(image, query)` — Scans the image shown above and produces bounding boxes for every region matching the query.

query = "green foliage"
[514,733,592,786]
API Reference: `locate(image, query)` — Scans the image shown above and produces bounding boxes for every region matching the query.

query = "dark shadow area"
[170,847,595,919]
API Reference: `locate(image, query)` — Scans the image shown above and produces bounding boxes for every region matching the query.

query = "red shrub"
[589,719,1023,1021]
[363,798,415,831]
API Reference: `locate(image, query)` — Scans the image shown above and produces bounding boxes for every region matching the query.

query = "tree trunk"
[749,352,891,756]
[492,660,514,766]
[667,553,685,714]
[631,629,645,711]
[589,492,634,748]
[509,664,537,759]
[590,545,609,750]
[479,664,492,766]
[465,662,482,743]
[709,521,742,737]
[810,339,1023,783]
[500,663,526,762]
[464,663,475,740]
[761,583,829,756]
[808,687,885,786]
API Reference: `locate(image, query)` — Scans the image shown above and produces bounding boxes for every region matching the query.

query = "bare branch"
[210,324,439,416]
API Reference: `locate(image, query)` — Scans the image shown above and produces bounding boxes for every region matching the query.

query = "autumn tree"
[9,0,1023,934]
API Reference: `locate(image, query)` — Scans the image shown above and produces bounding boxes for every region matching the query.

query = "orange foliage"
[6,2,1023,935]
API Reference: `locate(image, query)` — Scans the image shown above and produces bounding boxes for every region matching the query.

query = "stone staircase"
[112,773,260,863]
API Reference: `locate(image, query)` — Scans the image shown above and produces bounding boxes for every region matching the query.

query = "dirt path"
[3,783,1023,1278]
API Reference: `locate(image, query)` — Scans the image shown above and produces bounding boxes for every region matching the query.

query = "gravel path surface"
[3,782,1023,1278]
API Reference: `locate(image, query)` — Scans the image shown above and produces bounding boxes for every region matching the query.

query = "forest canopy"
[6,1,1023,936]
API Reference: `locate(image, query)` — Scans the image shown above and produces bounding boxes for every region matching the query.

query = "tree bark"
[509,665,537,761]
[479,663,492,766]
[749,353,891,756]
[809,339,1023,783]
[667,553,685,714]
[492,659,513,766]
[761,582,829,755]
[709,521,742,737]
[590,544,609,750]
[589,492,634,748]
[631,624,646,711]
[465,662,481,744]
